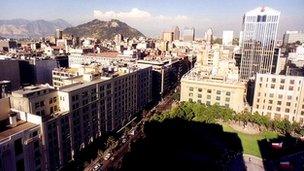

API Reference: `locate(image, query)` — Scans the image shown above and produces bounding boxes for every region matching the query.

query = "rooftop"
[12,84,55,97]
[0,120,38,142]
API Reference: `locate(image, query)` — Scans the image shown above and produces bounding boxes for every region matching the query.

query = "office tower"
[182,28,195,42]
[173,26,180,41]
[283,31,304,45]
[56,29,63,39]
[240,7,280,80]
[222,30,234,46]
[163,31,174,42]
[252,73,304,124]
[204,28,213,44]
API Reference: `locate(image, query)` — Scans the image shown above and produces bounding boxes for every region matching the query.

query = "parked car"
[104,153,111,160]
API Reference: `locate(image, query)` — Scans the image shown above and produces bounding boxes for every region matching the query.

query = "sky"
[1,0,304,38]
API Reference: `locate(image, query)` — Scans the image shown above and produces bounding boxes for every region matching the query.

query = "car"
[92,163,102,171]
[104,153,111,160]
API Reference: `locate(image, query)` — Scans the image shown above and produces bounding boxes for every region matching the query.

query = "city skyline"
[1,0,304,37]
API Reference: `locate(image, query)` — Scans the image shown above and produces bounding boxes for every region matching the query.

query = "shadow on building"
[258,135,304,171]
[119,119,246,171]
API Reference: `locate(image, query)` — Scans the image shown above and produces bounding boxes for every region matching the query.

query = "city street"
[85,92,176,171]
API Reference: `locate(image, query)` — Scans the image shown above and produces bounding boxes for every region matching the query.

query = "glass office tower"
[240,7,280,80]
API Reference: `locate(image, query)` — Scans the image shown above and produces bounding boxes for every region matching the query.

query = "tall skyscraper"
[173,26,180,41]
[56,28,63,39]
[182,27,195,42]
[240,6,280,80]
[222,30,233,46]
[204,28,213,44]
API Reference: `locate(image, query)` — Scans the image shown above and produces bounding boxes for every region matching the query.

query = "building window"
[278,94,283,99]
[287,95,292,100]
[285,108,290,113]
[197,100,202,104]
[290,80,295,84]
[207,95,211,99]
[216,96,220,101]
[277,101,282,105]
[286,102,291,106]
[276,107,281,112]
[216,90,221,95]
[269,93,274,98]
[225,98,230,102]
[35,102,39,109]
[267,106,272,110]
[189,98,193,102]
[288,86,294,91]
[14,138,23,155]
[198,94,202,98]
[189,87,194,91]
[207,89,212,93]
[198,88,202,92]
[271,84,275,89]
[189,93,193,97]
[206,101,211,105]
[225,104,229,108]
[226,92,231,96]
[280,79,285,84]
[269,100,273,104]
[279,85,284,90]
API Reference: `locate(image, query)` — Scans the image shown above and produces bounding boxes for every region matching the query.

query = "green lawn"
[221,124,278,158]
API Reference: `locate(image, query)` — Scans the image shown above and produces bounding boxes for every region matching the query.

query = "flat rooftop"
[0,121,38,142]
[12,85,55,97]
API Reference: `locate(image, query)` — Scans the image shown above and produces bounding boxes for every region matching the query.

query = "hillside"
[63,19,144,40]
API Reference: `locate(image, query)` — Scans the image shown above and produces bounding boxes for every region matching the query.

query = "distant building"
[204,28,213,44]
[182,28,195,42]
[56,29,63,39]
[288,44,304,67]
[283,31,304,45]
[222,30,233,46]
[173,26,180,41]
[240,6,280,80]
[163,32,174,42]
[252,73,304,124]
[239,31,243,46]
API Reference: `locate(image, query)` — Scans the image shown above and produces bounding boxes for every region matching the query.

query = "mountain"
[0,19,72,38]
[64,19,145,40]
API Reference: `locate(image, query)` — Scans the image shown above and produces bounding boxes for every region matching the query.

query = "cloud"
[93,8,151,20]
[93,8,188,23]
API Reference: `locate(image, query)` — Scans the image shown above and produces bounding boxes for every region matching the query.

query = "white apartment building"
[252,73,304,124]
[222,30,234,46]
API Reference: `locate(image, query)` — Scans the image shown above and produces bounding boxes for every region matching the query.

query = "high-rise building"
[173,26,180,41]
[182,28,195,42]
[222,30,234,46]
[56,29,63,39]
[204,28,213,44]
[240,7,280,80]
[163,32,174,42]
[239,31,243,46]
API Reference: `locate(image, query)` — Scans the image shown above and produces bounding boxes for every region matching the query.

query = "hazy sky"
[1,0,304,38]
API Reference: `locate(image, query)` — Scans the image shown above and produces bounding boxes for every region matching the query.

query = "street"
[85,91,176,171]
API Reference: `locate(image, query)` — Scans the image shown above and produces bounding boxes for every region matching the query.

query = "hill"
[63,19,144,40]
